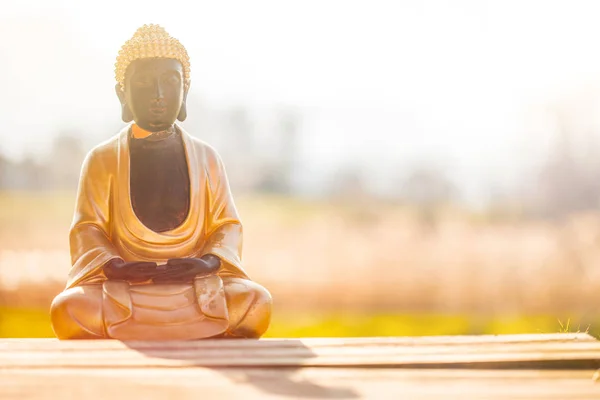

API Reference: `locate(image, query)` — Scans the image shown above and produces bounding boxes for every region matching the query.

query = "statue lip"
[150,107,167,115]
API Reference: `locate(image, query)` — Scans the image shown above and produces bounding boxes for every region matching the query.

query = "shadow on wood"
[122,339,359,399]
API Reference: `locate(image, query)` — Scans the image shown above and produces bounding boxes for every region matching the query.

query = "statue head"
[114,24,191,132]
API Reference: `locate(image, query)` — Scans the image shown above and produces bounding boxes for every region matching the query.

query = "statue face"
[122,58,186,132]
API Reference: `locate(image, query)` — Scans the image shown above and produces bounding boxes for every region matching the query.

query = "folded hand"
[103,258,159,283]
[152,255,221,284]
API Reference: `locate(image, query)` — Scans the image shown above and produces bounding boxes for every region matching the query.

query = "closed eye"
[132,78,152,87]
[163,74,181,85]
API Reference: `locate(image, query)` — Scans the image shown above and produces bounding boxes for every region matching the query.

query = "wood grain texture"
[1,333,598,369]
[1,334,599,399]
[1,368,599,399]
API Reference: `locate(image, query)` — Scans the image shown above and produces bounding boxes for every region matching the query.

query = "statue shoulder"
[82,132,121,175]
[185,134,225,167]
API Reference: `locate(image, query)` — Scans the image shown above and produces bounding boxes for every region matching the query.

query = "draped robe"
[56,123,261,340]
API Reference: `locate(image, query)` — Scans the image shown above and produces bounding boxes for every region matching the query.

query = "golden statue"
[50,24,272,340]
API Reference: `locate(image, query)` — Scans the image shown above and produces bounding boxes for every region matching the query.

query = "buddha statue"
[50,24,272,340]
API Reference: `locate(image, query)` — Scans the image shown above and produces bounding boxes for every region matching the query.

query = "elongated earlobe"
[122,104,134,122]
[115,83,134,123]
[178,84,189,122]
[177,102,187,121]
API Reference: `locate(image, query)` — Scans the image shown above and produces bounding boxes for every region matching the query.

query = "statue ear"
[115,83,134,123]
[177,84,189,122]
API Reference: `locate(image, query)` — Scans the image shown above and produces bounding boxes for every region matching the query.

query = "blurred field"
[1,191,600,338]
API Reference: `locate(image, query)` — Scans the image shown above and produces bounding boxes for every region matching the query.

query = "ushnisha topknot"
[115,24,191,91]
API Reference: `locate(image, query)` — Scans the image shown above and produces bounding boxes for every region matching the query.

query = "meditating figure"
[50,24,272,340]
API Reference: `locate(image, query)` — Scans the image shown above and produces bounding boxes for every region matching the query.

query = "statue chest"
[128,133,191,233]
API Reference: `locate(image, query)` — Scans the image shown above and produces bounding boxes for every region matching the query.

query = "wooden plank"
[1,367,599,399]
[1,333,595,350]
[1,335,599,399]
[0,334,598,369]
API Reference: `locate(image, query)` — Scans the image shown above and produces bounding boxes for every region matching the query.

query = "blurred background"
[2,0,600,338]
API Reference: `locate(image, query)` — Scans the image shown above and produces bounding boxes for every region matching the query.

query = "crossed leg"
[50,276,272,340]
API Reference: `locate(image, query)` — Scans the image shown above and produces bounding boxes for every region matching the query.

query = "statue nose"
[154,81,164,99]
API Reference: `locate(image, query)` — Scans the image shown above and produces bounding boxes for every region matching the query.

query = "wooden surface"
[1,333,600,399]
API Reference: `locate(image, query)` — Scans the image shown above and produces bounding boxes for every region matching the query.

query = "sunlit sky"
[3,0,600,202]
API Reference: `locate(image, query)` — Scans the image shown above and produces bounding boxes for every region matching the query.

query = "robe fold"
[67,123,248,288]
